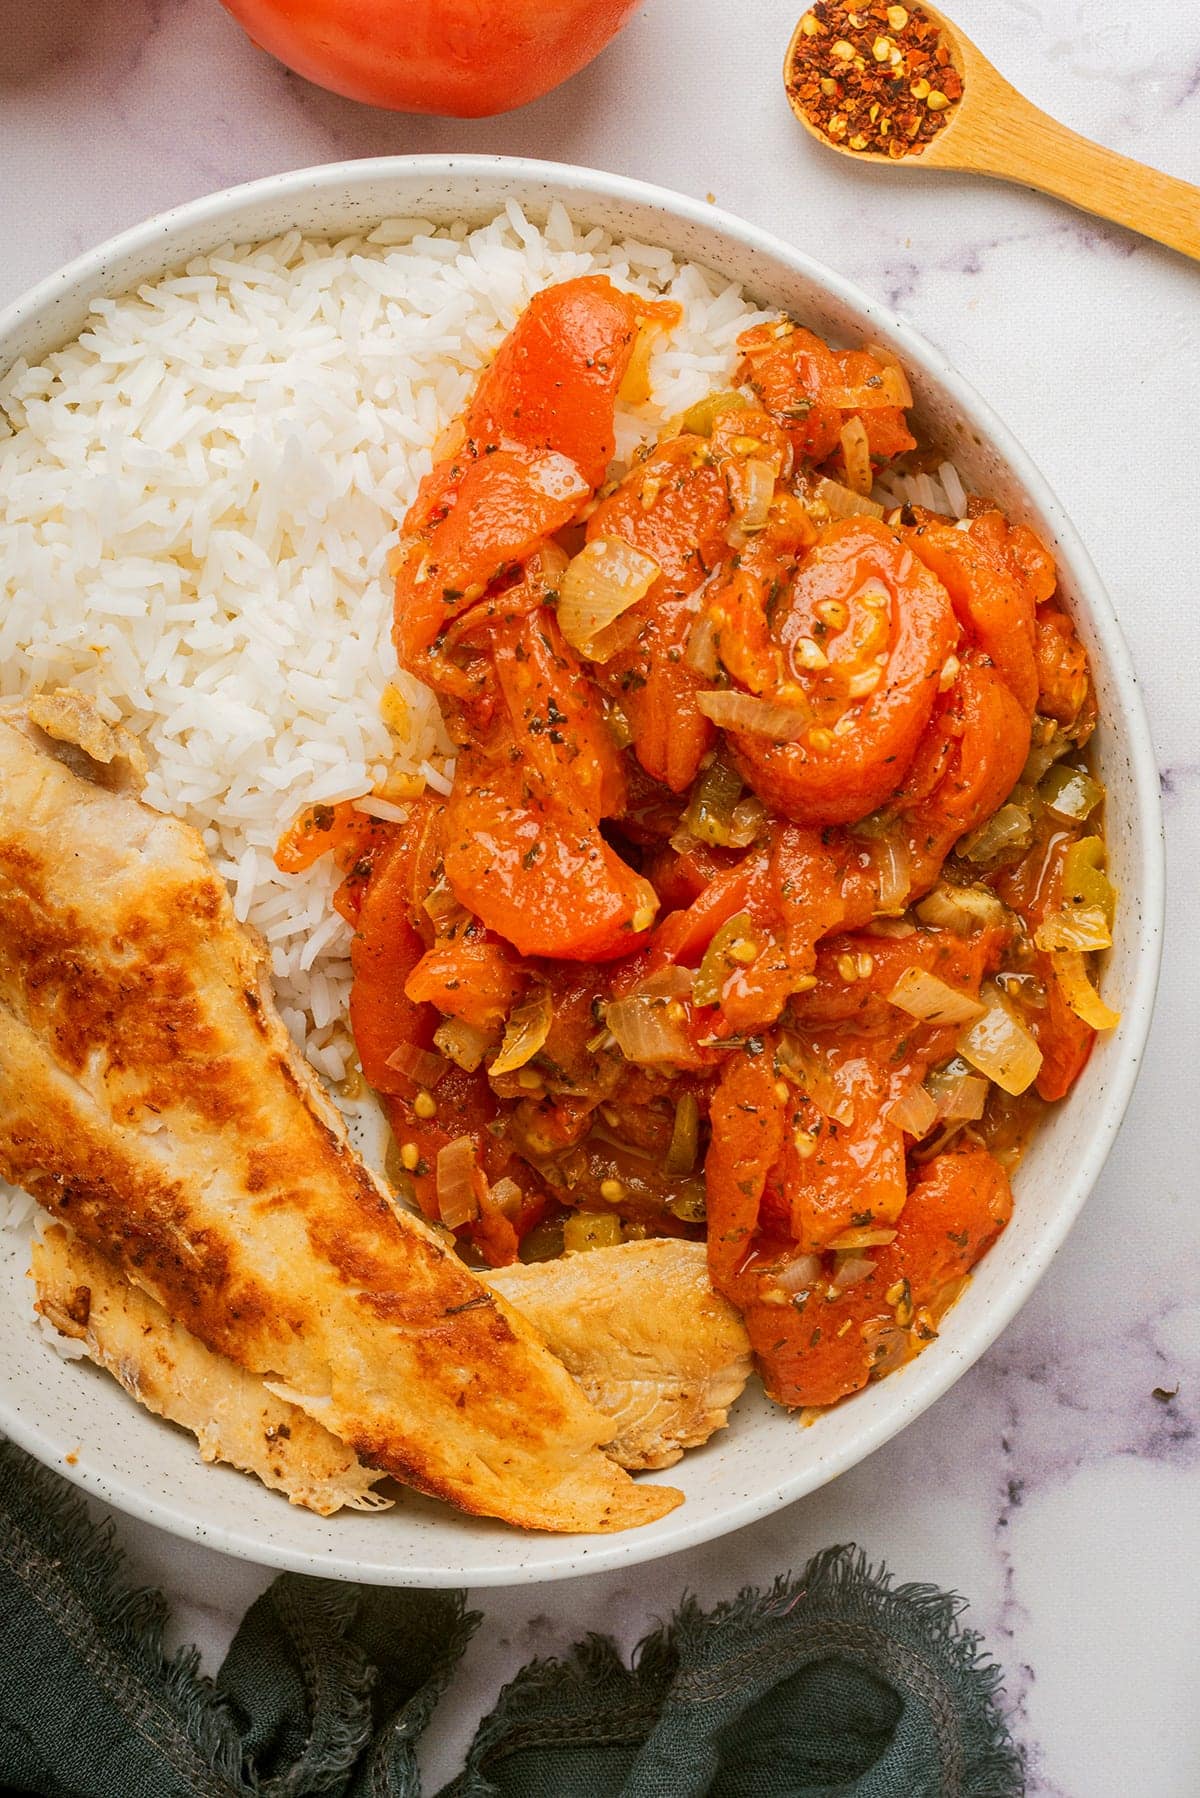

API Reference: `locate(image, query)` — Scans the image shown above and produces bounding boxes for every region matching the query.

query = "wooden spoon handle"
[944,79,1200,262]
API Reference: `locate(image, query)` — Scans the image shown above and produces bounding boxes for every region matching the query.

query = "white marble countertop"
[4,0,1199,1791]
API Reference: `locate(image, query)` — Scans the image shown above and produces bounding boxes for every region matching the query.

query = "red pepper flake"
[787,1,962,158]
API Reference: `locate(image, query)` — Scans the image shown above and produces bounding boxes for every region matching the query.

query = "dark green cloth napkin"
[0,1440,1023,1797]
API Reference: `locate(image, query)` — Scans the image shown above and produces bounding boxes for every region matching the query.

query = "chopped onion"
[434,1017,492,1074]
[877,370,912,410]
[618,321,659,406]
[685,612,721,678]
[1021,720,1071,785]
[915,882,1009,937]
[776,1035,855,1126]
[732,457,776,533]
[435,1136,482,1229]
[605,699,634,749]
[926,1065,988,1122]
[1035,906,1112,954]
[1039,763,1103,821]
[959,803,1033,867]
[637,965,696,999]
[840,416,873,495]
[529,538,570,587]
[830,1251,876,1291]
[872,837,911,915]
[618,308,678,407]
[490,989,553,1077]
[863,1317,910,1377]
[605,995,694,1066]
[728,796,767,848]
[813,475,885,521]
[885,1082,939,1139]
[956,988,1043,1095]
[927,1271,971,1325]
[888,967,986,1026]
[557,537,660,660]
[384,1043,449,1087]
[827,1225,898,1250]
[488,1177,523,1220]
[1050,952,1120,1031]
[430,417,467,462]
[664,1092,701,1176]
[696,688,811,739]
[827,364,913,410]
[423,878,470,937]
[774,1253,822,1293]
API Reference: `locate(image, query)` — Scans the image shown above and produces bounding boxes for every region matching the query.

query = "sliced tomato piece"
[1035,605,1091,730]
[393,445,589,668]
[906,518,1038,712]
[725,518,957,827]
[900,652,1032,889]
[770,822,874,960]
[704,1050,788,1290]
[1032,962,1096,1102]
[794,924,1003,1033]
[382,1069,545,1269]
[442,747,656,962]
[349,843,436,1095]
[702,490,817,696]
[737,322,844,462]
[587,435,735,792]
[833,349,916,461]
[492,609,626,820]
[895,1144,1013,1305]
[969,509,1057,606]
[704,1049,891,1406]
[649,849,771,967]
[404,934,526,1031]
[780,1050,907,1251]
[464,275,646,488]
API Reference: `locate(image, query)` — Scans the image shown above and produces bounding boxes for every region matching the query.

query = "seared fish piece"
[32,1226,388,1516]
[0,696,679,1533]
[31,1231,750,1508]
[488,1240,752,1470]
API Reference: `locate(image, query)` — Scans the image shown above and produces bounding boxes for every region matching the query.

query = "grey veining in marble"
[3,0,1199,1792]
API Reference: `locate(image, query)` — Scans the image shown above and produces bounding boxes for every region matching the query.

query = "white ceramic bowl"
[0,155,1164,1586]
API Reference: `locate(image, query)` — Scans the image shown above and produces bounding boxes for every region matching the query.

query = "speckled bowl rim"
[0,155,1165,1586]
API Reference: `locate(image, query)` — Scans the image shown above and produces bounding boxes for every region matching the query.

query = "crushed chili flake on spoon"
[787,0,962,158]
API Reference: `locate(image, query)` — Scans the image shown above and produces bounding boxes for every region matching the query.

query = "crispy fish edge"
[32,1225,391,1517]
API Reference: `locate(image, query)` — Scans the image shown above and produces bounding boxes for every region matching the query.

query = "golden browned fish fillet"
[0,694,680,1533]
[488,1240,752,1469]
[31,1228,749,1508]
[32,1226,389,1516]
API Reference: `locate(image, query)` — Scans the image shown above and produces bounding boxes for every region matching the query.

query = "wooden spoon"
[784,2,1200,262]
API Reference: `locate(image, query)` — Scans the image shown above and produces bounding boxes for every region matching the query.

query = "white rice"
[0,203,773,1100]
[874,458,970,520]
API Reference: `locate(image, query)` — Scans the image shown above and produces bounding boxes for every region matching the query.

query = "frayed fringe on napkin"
[0,1439,1023,1797]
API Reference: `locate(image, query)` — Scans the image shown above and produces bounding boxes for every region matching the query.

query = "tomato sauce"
[278,276,1118,1405]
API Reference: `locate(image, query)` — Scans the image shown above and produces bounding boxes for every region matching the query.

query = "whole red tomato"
[221,0,644,116]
